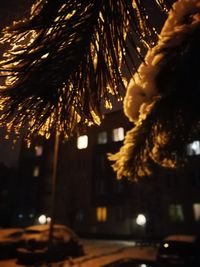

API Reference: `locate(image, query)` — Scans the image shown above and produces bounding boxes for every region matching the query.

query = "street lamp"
[136,214,146,226]
[38,214,47,224]
[136,214,147,240]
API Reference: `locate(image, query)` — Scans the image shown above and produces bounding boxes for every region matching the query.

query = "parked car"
[0,228,23,259]
[157,234,200,266]
[101,258,157,267]
[17,224,84,264]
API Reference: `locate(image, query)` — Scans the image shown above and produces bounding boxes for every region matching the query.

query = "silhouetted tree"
[0,0,170,142]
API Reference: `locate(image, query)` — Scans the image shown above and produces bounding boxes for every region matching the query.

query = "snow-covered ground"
[0,239,158,267]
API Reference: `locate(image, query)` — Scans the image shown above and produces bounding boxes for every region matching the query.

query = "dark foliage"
[109,8,200,181]
[0,0,169,141]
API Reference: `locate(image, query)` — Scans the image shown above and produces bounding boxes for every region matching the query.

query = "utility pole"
[47,131,60,265]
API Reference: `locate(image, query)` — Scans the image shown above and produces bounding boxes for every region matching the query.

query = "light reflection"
[164,243,169,248]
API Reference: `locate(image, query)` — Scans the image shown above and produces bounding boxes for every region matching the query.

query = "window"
[96,207,107,222]
[99,154,106,170]
[76,211,84,222]
[77,135,88,149]
[169,204,184,222]
[95,179,106,194]
[35,146,43,156]
[98,131,107,144]
[112,127,124,142]
[33,166,40,177]
[193,203,200,221]
[18,214,23,219]
[187,141,200,156]
[114,180,124,193]
[116,206,124,222]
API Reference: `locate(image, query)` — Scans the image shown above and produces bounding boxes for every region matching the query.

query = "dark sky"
[0,1,33,167]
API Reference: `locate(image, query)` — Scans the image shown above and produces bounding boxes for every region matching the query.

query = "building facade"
[15,110,200,239]
[0,163,17,227]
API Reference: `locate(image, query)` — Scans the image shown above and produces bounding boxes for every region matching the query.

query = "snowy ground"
[0,239,158,267]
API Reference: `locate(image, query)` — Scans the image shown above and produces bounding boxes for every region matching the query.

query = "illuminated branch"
[0,0,169,143]
[109,0,200,181]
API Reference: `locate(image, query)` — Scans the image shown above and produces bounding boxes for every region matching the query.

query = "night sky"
[0,1,33,167]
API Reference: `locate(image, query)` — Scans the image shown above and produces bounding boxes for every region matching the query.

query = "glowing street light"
[38,214,47,224]
[136,214,146,226]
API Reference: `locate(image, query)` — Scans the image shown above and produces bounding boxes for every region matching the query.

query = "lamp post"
[47,131,60,265]
[136,213,147,240]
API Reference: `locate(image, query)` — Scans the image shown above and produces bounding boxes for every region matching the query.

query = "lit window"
[98,131,107,144]
[96,179,105,194]
[193,203,200,221]
[33,166,40,177]
[187,141,200,156]
[35,146,43,156]
[169,204,184,222]
[112,127,124,142]
[77,135,88,149]
[18,214,23,219]
[96,207,107,222]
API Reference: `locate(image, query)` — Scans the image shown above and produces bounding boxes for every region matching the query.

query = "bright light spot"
[187,141,200,156]
[164,243,169,248]
[47,217,51,223]
[38,214,47,224]
[96,207,107,222]
[98,131,107,144]
[119,241,136,246]
[136,214,146,226]
[41,53,49,59]
[113,127,124,142]
[193,203,200,221]
[140,264,147,267]
[33,166,40,177]
[18,214,23,219]
[77,135,88,149]
[35,146,43,156]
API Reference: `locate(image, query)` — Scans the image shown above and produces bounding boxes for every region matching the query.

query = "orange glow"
[96,207,107,222]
